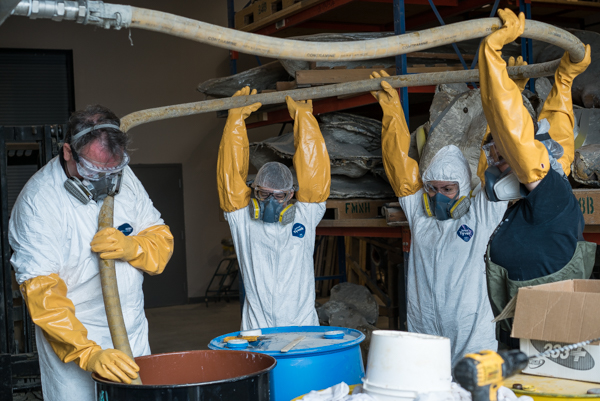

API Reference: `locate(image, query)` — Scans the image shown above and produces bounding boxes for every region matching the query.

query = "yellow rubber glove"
[86,348,140,384]
[476,57,529,187]
[508,56,529,92]
[476,128,493,186]
[370,70,422,197]
[20,274,140,383]
[286,96,331,203]
[91,225,174,275]
[479,9,549,184]
[539,45,591,176]
[217,86,262,212]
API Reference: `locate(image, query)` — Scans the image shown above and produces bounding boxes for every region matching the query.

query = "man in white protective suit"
[217,87,331,330]
[9,105,174,401]
[370,71,508,366]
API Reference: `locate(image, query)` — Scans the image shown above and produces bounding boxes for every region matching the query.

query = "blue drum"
[209,326,365,401]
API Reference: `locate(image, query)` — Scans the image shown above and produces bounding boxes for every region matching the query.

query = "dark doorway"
[130,164,188,308]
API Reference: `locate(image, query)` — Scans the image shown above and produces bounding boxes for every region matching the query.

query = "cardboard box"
[511,280,600,383]
[520,338,600,383]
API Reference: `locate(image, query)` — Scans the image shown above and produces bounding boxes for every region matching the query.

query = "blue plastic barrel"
[209,326,365,401]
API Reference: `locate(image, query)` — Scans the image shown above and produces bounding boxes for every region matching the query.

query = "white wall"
[0,0,278,299]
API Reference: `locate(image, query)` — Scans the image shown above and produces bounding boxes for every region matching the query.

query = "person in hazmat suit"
[9,105,174,401]
[370,70,508,366]
[217,86,330,330]
[478,9,595,347]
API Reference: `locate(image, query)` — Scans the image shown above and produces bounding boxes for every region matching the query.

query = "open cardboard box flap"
[511,280,600,343]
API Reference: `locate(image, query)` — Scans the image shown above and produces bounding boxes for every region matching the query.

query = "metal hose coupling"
[11,0,132,29]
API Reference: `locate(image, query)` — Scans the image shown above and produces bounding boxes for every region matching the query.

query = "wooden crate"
[239,0,329,32]
[235,0,285,29]
[574,189,600,225]
[283,0,302,8]
[323,199,394,220]
[234,3,258,29]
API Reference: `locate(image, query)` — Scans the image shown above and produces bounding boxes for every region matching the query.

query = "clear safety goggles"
[254,186,292,203]
[73,150,130,181]
[423,181,459,197]
[482,141,505,167]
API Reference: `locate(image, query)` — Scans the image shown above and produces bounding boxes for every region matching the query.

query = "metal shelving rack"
[224,0,600,329]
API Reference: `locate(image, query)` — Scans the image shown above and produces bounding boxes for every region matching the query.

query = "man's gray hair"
[65,105,129,157]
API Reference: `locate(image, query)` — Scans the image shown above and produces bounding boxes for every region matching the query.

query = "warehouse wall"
[0,0,278,300]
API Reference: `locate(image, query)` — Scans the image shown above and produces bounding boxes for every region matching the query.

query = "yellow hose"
[98,196,142,385]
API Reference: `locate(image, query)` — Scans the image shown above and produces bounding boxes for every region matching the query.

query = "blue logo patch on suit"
[118,223,134,236]
[292,223,306,238]
[457,224,474,242]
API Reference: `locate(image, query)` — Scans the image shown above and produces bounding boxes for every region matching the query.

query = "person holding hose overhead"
[478,9,595,347]
[218,86,330,330]
[9,105,174,401]
[370,71,508,366]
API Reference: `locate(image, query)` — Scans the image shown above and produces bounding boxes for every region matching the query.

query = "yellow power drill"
[453,350,529,401]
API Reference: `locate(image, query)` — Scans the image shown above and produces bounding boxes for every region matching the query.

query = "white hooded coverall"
[9,157,165,401]
[400,146,507,366]
[217,94,331,331]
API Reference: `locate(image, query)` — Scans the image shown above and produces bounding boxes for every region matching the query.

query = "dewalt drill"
[453,350,529,401]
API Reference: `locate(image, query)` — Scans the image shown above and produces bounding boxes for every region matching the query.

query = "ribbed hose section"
[97,195,142,385]
[120,59,560,133]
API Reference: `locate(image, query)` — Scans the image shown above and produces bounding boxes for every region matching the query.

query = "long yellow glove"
[508,56,530,93]
[91,225,174,275]
[286,96,331,203]
[370,70,422,197]
[20,274,140,383]
[538,46,591,176]
[477,56,528,185]
[217,86,262,212]
[479,9,549,184]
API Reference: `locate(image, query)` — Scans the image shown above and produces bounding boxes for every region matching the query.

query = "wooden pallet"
[314,235,338,297]
[235,0,282,29]
[236,0,327,30]
[381,202,408,227]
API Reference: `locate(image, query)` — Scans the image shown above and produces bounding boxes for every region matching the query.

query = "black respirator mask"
[64,172,123,204]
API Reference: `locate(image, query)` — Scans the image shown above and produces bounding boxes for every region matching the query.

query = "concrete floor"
[146,300,242,354]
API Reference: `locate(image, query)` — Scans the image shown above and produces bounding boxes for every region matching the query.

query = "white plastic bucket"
[362,381,419,401]
[363,331,452,396]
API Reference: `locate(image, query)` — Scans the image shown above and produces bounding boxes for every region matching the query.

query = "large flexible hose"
[128,9,585,63]
[120,59,559,132]
[98,196,142,385]
[10,3,585,62]
[10,2,586,131]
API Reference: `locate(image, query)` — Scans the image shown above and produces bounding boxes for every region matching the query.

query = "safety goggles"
[482,141,505,167]
[423,181,459,198]
[254,186,292,203]
[72,150,130,181]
